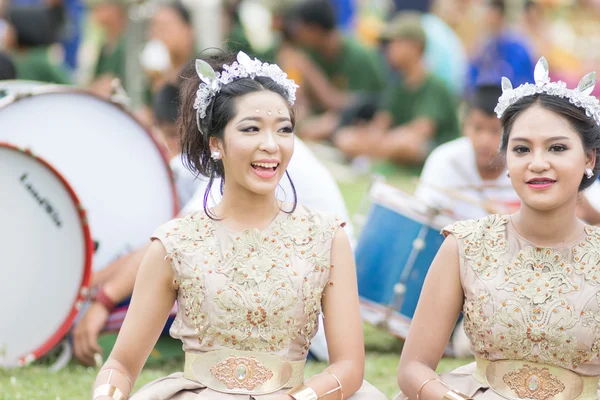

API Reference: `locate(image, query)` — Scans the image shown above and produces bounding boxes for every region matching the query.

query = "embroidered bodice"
[152,205,344,362]
[444,215,600,375]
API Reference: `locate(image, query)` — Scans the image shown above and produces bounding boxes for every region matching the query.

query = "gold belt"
[183,350,305,395]
[475,357,599,400]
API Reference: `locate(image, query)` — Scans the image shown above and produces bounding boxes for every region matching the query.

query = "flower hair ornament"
[495,56,600,126]
[192,51,299,129]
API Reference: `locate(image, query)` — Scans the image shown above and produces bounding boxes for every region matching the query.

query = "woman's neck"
[216,182,281,230]
[511,196,584,247]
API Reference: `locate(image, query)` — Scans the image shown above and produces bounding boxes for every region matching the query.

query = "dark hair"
[162,2,192,26]
[487,0,506,15]
[0,52,17,81]
[153,82,180,129]
[287,0,336,32]
[499,94,600,191]
[469,84,503,116]
[178,52,297,217]
[524,0,537,11]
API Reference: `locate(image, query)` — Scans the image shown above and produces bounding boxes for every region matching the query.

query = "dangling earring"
[585,168,594,179]
[211,151,221,161]
[506,170,510,178]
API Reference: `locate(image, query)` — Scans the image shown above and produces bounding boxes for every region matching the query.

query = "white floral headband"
[192,51,299,129]
[495,56,600,126]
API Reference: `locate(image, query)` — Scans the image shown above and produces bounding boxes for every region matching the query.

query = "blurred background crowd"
[1,0,600,176]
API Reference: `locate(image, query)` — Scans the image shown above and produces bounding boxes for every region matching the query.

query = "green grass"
[0,325,472,399]
[0,162,471,399]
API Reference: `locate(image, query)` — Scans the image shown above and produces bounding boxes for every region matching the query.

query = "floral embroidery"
[573,226,600,285]
[494,297,578,367]
[454,216,600,371]
[498,247,576,304]
[444,215,509,279]
[210,228,298,351]
[159,209,340,354]
[462,290,493,357]
[179,277,209,339]
[299,277,327,354]
[576,290,600,365]
[493,247,580,367]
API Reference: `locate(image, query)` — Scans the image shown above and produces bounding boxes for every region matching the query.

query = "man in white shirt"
[73,82,350,365]
[415,84,520,220]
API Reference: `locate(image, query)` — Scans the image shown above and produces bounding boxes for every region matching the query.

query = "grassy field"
[0,324,473,399]
[0,162,473,399]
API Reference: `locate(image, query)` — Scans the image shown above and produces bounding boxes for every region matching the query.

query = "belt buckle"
[485,360,582,400]
[191,350,293,395]
[210,354,275,390]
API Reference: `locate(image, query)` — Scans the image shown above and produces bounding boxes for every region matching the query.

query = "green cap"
[379,12,426,46]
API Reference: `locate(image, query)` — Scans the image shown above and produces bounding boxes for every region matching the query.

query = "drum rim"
[0,142,94,367]
[0,85,180,218]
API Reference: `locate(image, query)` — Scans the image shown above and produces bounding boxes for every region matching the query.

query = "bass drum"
[0,87,178,271]
[0,143,93,367]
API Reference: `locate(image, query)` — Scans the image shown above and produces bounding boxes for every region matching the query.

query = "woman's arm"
[291,228,364,400]
[91,240,176,399]
[397,235,465,400]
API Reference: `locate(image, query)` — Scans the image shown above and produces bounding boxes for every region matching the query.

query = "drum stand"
[381,206,441,330]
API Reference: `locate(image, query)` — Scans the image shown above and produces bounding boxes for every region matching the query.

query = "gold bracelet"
[287,384,319,400]
[103,368,133,391]
[93,384,126,400]
[321,371,344,400]
[442,389,473,400]
[416,378,438,400]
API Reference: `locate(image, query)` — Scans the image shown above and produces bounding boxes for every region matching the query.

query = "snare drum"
[355,181,455,338]
[0,143,93,367]
[0,88,178,271]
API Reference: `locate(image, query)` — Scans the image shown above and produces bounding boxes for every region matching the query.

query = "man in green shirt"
[282,0,387,140]
[86,0,128,95]
[334,12,460,166]
[5,7,70,84]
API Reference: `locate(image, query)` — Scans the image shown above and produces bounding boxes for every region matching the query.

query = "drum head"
[0,89,178,271]
[0,144,92,367]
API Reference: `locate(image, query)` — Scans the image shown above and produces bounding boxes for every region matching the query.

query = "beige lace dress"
[396,214,600,400]
[131,204,386,400]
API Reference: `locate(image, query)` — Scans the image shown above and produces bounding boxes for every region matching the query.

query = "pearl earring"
[586,168,594,179]
[211,151,221,160]
[506,170,510,178]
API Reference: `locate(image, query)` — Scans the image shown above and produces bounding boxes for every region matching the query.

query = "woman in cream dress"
[396,57,600,400]
[91,51,386,400]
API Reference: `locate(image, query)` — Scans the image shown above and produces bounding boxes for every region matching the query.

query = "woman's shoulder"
[285,203,346,229]
[152,210,214,242]
[441,214,510,238]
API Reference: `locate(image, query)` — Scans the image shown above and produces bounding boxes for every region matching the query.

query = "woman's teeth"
[251,162,278,169]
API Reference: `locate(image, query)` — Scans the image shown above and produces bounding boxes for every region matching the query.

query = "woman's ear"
[209,136,222,155]
[586,148,597,170]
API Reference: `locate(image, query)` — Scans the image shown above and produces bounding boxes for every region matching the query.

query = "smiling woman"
[395,57,600,400]
[178,53,298,219]
[91,51,387,400]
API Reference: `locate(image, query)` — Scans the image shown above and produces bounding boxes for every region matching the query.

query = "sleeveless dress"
[131,205,386,400]
[396,214,600,400]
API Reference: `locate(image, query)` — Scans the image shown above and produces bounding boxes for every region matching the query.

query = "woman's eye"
[512,146,529,154]
[550,144,567,152]
[241,126,259,132]
[279,126,294,134]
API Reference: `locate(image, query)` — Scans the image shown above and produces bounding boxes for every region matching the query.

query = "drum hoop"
[0,142,94,366]
[0,86,180,218]
[368,181,455,229]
